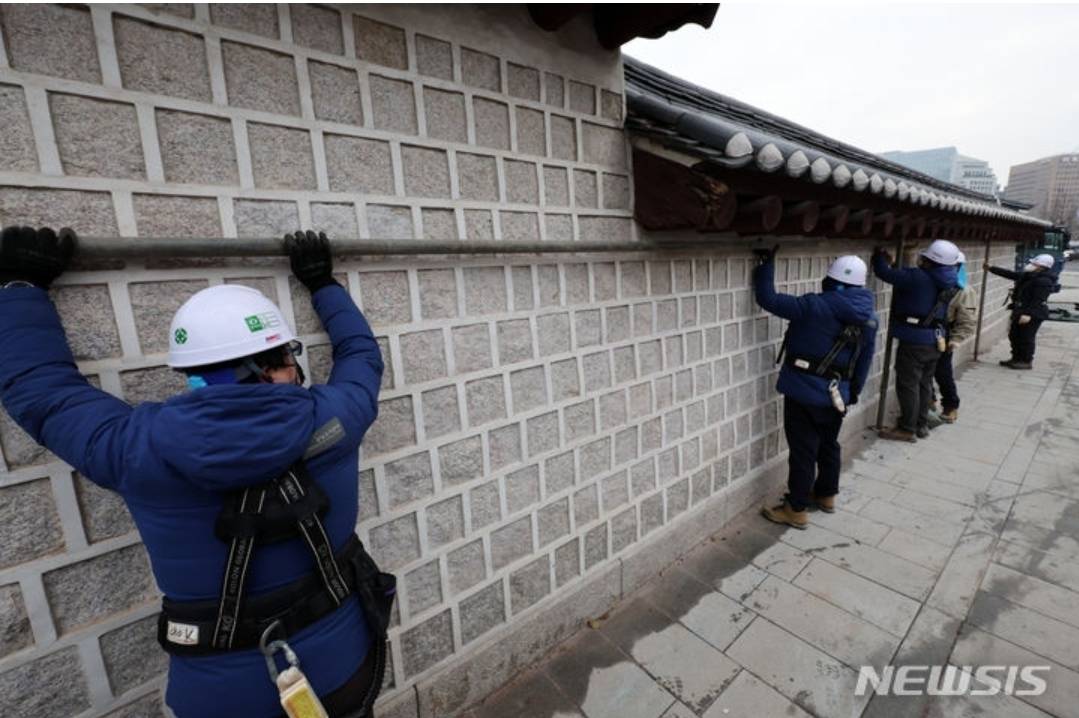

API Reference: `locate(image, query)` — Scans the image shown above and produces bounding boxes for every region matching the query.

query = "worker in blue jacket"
[872,239,960,442]
[754,247,878,529]
[0,227,389,717]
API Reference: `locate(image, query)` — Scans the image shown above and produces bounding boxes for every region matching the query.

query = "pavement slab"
[703,670,813,718]
[675,589,755,652]
[876,527,954,572]
[926,531,997,619]
[726,618,863,718]
[967,591,1079,671]
[859,499,967,547]
[779,523,938,600]
[951,626,1079,718]
[628,623,741,714]
[891,474,982,507]
[922,677,1054,718]
[809,507,892,545]
[743,575,900,670]
[468,668,584,718]
[461,321,1079,717]
[793,558,921,637]
[981,562,1079,630]
[861,606,962,718]
[993,539,1079,594]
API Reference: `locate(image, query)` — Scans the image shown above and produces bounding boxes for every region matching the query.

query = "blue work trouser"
[895,342,941,432]
[934,350,959,412]
[783,398,843,511]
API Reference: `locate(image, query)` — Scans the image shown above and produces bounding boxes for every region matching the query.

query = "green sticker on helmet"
[244,312,281,333]
[174,328,188,344]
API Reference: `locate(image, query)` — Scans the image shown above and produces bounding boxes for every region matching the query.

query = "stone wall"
[0,4,1020,718]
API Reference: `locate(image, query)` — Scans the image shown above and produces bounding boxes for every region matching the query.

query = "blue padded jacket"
[754,261,878,408]
[872,254,958,345]
[0,283,383,718]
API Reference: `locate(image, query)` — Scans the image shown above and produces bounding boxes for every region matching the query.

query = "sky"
[624,2,1079,187]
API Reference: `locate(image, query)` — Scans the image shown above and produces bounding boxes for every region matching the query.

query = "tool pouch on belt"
[351,547,396,640]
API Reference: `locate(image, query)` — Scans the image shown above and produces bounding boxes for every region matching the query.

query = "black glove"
[0,226,77,289]
[284,230,336,292]
[872,247,892,265]
[752,244,778,266]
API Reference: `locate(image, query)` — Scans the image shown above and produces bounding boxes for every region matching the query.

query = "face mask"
[186,364,243,390]
[957,264,968,288]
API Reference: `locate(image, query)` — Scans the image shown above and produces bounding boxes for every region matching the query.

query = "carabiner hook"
[259,620,285,654]
[259,620,299,682]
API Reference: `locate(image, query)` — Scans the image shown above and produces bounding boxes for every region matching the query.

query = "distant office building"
[953,155,999,196]
[880,146,999,196]
[1005,154,1079,236]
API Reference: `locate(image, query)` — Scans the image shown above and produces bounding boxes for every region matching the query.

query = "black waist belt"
[898,314,945,329]
[786,354,843,378]
[779,324,863,381]
[158,535,366,656]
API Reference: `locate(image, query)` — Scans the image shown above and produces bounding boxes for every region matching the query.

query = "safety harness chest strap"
[159,461,359,655]
[778,324,864,381]
[212,465,347,651]
[211,487,266,650]
[900,286,959,329]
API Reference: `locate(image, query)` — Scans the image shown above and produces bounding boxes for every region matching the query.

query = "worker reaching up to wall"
[0,227,393,718]
[753,247,878,529]
[873,240,960,442]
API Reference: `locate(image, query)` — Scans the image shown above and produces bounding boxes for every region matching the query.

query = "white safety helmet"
[957,251,966,265]
[826,255,868,287]
[1030,253,1055,270]
[920,239,961,266]
[167,285,296,369]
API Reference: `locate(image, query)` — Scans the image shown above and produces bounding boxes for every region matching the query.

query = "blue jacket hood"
[822,286,876,326]
[924,263,959,290]
[148,384,317,488]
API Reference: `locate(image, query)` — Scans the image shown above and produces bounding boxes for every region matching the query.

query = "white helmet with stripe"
[920,239,961,266]
[826,255,868,286]
[167,285,295,368]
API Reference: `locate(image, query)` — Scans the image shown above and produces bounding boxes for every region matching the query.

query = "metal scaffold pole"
[874,236,906,431]
[972,233,993,361]
[71,236,751,259]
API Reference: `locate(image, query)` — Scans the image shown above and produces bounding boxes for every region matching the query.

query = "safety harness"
[777,323,865,381]
[899,286,959,330]
[1005,274,1054,313]
[157,461,396,659]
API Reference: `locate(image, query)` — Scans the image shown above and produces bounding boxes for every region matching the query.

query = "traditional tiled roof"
[624,56,1049,228]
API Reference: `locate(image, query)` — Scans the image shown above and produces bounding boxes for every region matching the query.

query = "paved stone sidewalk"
[458,320,1079,718]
